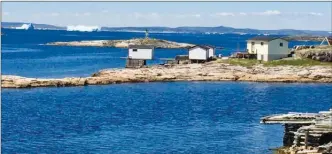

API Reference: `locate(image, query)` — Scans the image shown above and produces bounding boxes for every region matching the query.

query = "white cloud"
[193,14,201,18]
[308,12,323,16]
[73,13,80,17]
[263,10,281,15]
[209,10,325,18]
[71,12,91,17]
[284,12,324,17]
[130,12,160,19]
[150,13,160,18]
[174,13,202,18]
[174,14,186,18]
[132,12,143,18]
[50,13,60,17]
[253,10,281,16]
[213,12,235,17]
[102,10,109,13]
[3,12,10,16]
[83,12,91,16]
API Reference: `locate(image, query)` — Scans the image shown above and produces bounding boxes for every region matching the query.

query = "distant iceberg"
[16,23,34,30]
[66,25,101,32]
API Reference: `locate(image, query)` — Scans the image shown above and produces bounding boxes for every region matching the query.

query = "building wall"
[247,41,268,54]
[189,47,208,60]
[250,39,290,61]
[126,59,146,68]
[257,53,268,61]
[247,42,253,53]
[268,39,289,55]
[262,39,289,61]
[208,48,215,58]
[128,48,153,60]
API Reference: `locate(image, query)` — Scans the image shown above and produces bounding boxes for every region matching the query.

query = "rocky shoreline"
[2,62,332,88]
[46,38,194,48]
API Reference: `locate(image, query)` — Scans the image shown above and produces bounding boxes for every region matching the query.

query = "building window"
[261,42,264,46]
[133,49,138,52]
[251,42,255,45]
[280,43,283,47]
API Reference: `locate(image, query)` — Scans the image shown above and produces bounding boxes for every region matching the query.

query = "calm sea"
[2,29,331,154]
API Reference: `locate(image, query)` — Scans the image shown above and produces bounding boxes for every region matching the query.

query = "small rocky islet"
[2,61,332,88]
[46,38,195,48]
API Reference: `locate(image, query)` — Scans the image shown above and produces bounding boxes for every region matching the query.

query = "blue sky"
[2,2,331,31]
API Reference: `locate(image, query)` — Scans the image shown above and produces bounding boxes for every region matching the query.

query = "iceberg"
[66,25,101,32]
[16,23,34,30]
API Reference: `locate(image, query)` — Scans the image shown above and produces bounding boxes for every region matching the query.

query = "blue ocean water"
[2,29,330,154]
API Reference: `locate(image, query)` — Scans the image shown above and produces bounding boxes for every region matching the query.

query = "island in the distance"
[46,38,195,48]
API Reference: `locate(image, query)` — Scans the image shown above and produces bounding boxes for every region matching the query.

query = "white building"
[188,45,215,61]
[206,45,216,58]
[128,45,154,60]
[247,36,290,61]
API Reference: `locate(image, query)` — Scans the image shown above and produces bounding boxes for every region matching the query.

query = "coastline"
[2,62,332,88]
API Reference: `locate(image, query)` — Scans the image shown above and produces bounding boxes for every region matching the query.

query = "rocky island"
[46,38,195,48]
[2,60,332,88]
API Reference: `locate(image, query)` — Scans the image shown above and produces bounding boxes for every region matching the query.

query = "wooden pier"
[260,112,318,124]
[261,109,332,154]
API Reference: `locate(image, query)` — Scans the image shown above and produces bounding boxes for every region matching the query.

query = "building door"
[261,54,264,61]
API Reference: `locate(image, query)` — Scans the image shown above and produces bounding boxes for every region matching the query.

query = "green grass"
[217,59,261,67]
[217,58,332,67]
[263,58,332,66]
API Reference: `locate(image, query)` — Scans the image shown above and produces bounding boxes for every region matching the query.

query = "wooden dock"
[260,112,318,124]
[261,109,332,154]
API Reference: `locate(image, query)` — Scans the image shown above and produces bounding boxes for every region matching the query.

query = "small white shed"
[247,36,290,61]
[128,45,154,60]
[205,45,216,58]
[188,45,215,61]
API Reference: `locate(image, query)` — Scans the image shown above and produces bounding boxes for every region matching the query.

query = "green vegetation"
[264,58,332,66]
[217,58,332,67]
[217,59,259,67]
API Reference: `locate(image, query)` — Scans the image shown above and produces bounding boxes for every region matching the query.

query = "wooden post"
[305,130,309,149]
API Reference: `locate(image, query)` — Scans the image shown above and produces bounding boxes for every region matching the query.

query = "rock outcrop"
[295,45,332,62]
[2,62,332,88]
[46,38,194,49]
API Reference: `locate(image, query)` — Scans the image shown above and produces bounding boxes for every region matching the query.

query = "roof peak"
[189,45,215,50]
[248,36,285,42]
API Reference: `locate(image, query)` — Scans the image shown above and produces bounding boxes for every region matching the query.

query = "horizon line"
[2,21,332,32]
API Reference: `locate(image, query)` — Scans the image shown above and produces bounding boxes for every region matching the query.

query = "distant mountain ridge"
[1,22,331,36]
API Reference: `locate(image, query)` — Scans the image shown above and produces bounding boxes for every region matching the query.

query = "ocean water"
[1,29,330,154]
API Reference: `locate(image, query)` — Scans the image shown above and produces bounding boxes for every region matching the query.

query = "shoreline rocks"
[295,45,332,62]
[2,62,332,88]
[46,38,195,49]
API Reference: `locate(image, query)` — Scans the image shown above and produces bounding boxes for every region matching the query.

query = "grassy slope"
[217,58,332,67]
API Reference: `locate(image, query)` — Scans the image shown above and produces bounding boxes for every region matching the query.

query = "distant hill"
[2,22,331,36]
[1,22,66,30]
[102,26,331,36]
